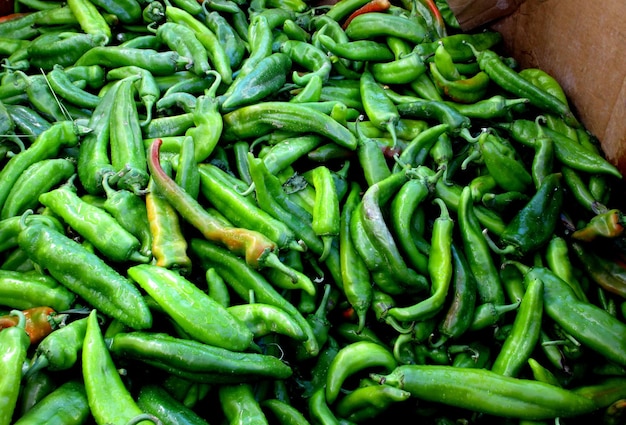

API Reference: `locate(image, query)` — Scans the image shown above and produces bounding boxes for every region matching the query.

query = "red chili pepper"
[341,306,357,321]
[342,0,391,29]
[0,12,30,23]
[421,0,445,30]
[571,209,625,242]
[0,307,67,344]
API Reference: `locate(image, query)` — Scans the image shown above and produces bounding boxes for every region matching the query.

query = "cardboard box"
[448,0,626,176]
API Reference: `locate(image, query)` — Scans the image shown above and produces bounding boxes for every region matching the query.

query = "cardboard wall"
[450,0,626,176]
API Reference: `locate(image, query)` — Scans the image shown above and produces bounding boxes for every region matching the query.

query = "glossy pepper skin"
[190,238,319,358]
[512,262,626,366]
[12,380,90,425]
[491,277,543,377]
[149,139,284,271]
[82,310,152,425]
[492,173,565,258]
[467,43,578,128]
[0,120,87,213]
[106,331,293,382]
[18,219,152,330]
[128,264,253,351]
[0,310,30,425]
[26,317,88,378]
[38,180,150,264]
[372,365,599,420]
[0,269,75,312]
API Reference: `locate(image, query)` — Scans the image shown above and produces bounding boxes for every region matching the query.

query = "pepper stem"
[482,228,517,256]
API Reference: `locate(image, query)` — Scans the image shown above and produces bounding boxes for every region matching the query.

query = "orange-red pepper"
[0,306,66,344]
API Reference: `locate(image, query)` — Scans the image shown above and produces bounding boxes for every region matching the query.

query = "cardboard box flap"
[446,0,525,31]
[448,0,626,177]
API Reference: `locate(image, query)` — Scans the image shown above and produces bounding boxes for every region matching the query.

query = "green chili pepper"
[183,74,223,163]
[561,165,601,212]
[527,357,562,387]
[204,10,246,69]
[76,77,125,195]
[25,317,87,380]
[261,398,311,425]
[478,132,533,193]
[109,75,150,195]
[509,261,626,366]
[372,365,599,420]
[280,38,332,86]
[486,173,564,258]
[395,97,471,132]
[445,95,529,120]
[466,43,578,127]
[101,174,152,258]
[0,269,75,312]
[0,121,86,213]
[227,302,306,341]
[20,73,71,123]
[46,65,101,109]
[1,158,74,220]
[457,185,506,305]
[491,276,543,377]
[310,165,341,262]
[545,236,588,302]
[220,52,291,111]
[150,139,296,274]
[155,22,209,76]
[339,182,372,333]
[108,331,292,382]
[165,5,233,85]
[0,214,63,255]
[190,238,319,358]
[18,218,152,330]
[318,32,394,62]
[107,66,160,127]
[0,310,30,425]
[75,46,189,76]
[222,101,357,150]
[16,369,56,418]
[82,310,152,425]
[91,0,141,23]
[219,383,269,424]
[236,13,275,78]
[66,0,111,45]
[469,300,519,331]
[128,263,253,351]
[360,68,400,147]
[335,383,411,422]
[136,384,208,425]
[197,163,302,252]
[387,198,453,322]
[355,118,392,187]
[393,123,450,172]
[345,12,426,44]
[246,152,324,259]
[370,51,426,85]
[357,169,430,294]
[499,119,621,178]
[39,179,150,263]
[325,340,397,405]
[430,62,490,104]
[4,104,51,143]
[430,242,478,347]
[27,31,102,70]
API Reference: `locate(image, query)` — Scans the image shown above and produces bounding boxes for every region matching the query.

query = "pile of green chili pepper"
[2,0,626,423]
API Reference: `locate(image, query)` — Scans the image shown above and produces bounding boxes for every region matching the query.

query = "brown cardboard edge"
[488,0,626,175]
